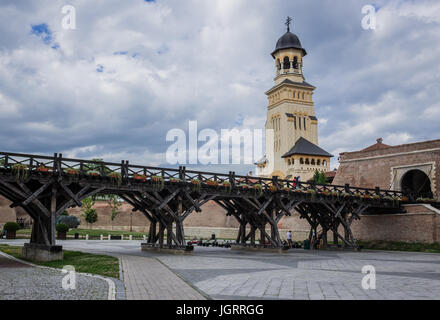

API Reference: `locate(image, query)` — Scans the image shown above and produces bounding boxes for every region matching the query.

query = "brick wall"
[333,139,440,200]
[0,196,17,228]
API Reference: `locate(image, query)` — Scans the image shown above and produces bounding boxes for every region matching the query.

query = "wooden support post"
[50,182,57,246]
[159,222,164,247]
[148,221,156,243]
[333,231,338,246]
[167,222,173,247]
[322,229,328,249]
[260,227,265,245]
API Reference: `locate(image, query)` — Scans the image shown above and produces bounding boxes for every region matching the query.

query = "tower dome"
[271,31,307,58]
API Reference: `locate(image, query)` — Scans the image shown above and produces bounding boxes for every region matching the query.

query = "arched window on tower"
[283,56,290,70]
[276,59,281,71]
[300,158,304,164]
[317,159,321,166]
[293,56,298,69]
[311,159,315,165]
[323,160,327,166]
[305,158,310,165]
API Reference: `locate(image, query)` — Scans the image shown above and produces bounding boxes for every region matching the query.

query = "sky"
[0,0,439,174]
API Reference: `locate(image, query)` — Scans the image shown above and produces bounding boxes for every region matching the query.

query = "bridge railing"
[0,151,408,202]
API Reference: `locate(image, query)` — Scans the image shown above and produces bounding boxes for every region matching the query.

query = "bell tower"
[256,17,332,180]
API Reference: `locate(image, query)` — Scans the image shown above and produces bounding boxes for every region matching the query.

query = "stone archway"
[401,169,433,199]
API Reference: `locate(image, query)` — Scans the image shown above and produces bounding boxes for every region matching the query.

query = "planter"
[206,180,219,187]
[66,169,80,175]
[57,231,67,240]
[6,230,16,239]
[37,166,49,173]
[133,174,147,182]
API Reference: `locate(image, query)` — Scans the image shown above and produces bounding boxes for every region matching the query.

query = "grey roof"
[282,78,315,88]
[271,31,307,58]
[282,137,333,158]
[266,79,315,94]
[254,155,268,165]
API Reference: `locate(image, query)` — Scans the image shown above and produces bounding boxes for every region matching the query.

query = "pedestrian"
[286,230,292,248]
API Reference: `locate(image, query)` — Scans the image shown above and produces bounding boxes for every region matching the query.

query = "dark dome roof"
[271,31,307,58]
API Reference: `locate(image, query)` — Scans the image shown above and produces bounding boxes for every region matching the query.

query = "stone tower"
[255,18,332,181]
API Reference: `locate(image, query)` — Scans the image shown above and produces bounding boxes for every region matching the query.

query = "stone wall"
[351,204,439,243]
[333,139,440,200]
[0,196,16,229]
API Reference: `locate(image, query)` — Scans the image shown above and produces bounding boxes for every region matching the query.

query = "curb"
[0,250,116,300]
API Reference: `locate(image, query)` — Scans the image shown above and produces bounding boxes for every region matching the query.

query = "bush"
[56,224,69,233]
[56,215,80,229]
[84,209,98,224]
[3,222,20,232]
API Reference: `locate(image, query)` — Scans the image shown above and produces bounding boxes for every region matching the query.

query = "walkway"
[120,254,206,300]
[0,252,110,300]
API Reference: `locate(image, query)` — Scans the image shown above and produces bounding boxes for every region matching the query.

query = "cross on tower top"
[285,16,292,32]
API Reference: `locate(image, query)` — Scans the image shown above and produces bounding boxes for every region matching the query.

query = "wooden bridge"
[0,151,411,257]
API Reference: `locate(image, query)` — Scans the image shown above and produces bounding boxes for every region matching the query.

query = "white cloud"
[0,0,439,174]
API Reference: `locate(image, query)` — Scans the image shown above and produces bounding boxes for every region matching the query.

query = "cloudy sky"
[0,0,439,174]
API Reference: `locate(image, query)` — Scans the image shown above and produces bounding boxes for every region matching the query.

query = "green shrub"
[84,209,98,224]
[56,223,69,233]
[56,215,80,229]
[3,222,20,232]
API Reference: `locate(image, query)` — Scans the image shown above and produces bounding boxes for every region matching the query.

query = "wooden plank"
[22,181,52,206]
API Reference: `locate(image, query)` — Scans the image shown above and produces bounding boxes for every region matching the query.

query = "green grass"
[0,244,120,278]
[357,240,440,253]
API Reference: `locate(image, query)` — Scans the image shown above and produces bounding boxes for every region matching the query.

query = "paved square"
[2,239,440,300]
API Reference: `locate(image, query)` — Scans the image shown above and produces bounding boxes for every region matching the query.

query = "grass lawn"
[0,244,120,278]
[357,240,440,253]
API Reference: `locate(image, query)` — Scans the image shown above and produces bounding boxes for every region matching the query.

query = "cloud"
[0,0,439,174]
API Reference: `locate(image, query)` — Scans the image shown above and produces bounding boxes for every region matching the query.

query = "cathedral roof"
[265,78,315,95]
[254,155,268,165]
[282,137,333,158]
[272,31,307,58]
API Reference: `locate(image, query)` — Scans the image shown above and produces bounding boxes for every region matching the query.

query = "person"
[286,230,292,248]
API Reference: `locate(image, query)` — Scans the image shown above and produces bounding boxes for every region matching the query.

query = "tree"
[318,172,327,184]
[81,197,97,228]
[107,194,123,230]
[84,209,98,227]
[313,170,320,183]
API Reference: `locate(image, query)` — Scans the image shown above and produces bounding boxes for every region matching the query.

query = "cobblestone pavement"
[120,255,206,300]
[0,254,110,300]
[2,240,440,300]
